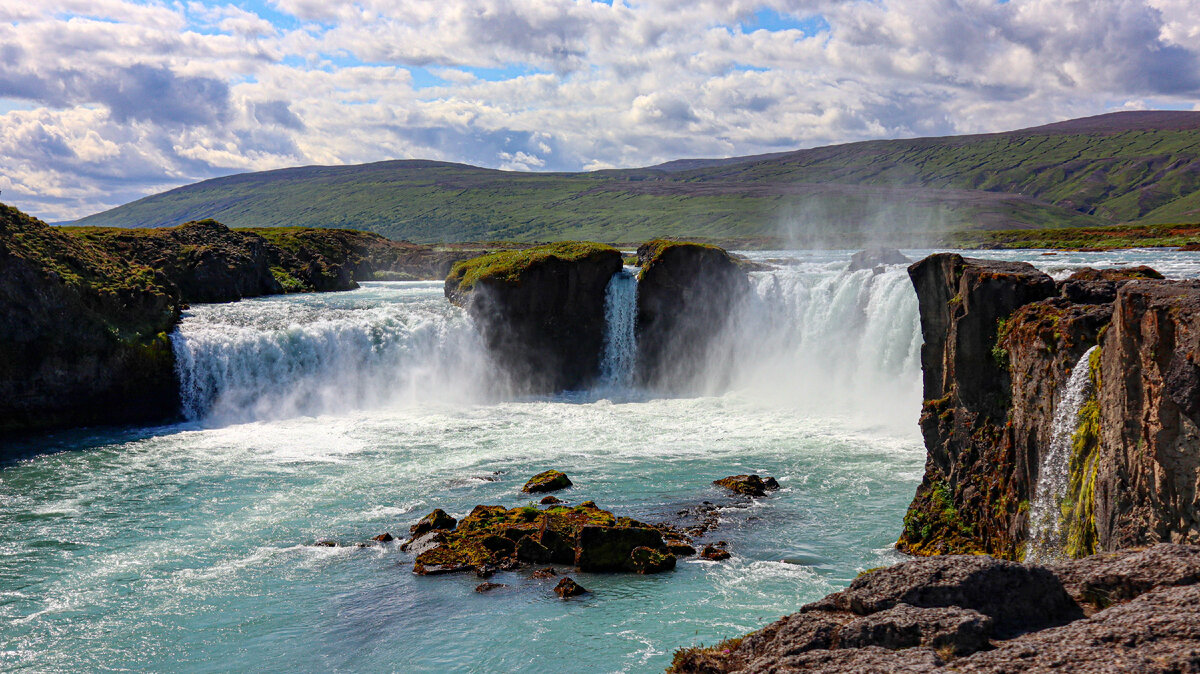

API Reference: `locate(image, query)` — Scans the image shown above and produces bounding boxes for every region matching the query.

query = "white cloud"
[0,0,1198,221]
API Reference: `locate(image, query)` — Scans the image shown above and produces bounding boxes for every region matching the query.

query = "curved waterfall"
[1026,345,1099,562]
[171,262,923,426]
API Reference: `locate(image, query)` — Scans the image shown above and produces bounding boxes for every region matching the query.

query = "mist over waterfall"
[599,268,639,389]
[720,262,924,429]
[1027,345,1099,562]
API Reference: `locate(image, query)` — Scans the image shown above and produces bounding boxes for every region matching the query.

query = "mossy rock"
[713,474,780,497]
[410,501,668,576]
[628,546,677,574]
[522,470,573,493]
[444,241,619,297]
[410,508,457,537]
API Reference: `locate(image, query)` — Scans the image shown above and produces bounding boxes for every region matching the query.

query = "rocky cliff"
[669,544,1200,673]
[900,253,1200,559]
[445,242,623,393]
[0,204,180,436]
[67,221,468,303]
[635,240,751,392]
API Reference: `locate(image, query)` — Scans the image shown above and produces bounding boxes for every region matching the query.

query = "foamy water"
[3,249,1198,672]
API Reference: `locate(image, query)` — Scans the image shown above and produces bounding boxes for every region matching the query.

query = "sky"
[1,0,1199,222]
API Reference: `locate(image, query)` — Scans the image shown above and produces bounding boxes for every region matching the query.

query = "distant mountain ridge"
[72,111,1200,244]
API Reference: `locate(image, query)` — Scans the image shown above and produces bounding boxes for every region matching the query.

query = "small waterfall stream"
[598,268,638,389]
[1026,345,1099,562]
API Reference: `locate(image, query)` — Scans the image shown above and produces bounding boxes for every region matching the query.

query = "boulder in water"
[554,577,589,598]
[522,470,572,493]
[700,544,731,561]
[474,582,506,593]
[628,546,677,574]
[847,247,911,272]
[539,495,565,505]
[713,474,779,497]
[531,567,558,579]
[410,509,457,538]
[372,532,394,543]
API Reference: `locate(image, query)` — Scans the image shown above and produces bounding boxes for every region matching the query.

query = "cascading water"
[1026,345,1099,562]
[172,282,495,424]
[598,268,638,389]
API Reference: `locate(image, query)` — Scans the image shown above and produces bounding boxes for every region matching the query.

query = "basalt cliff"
[899,253,1199,559]
[0,203,481,436]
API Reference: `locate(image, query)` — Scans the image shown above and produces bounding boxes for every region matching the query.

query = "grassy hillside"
[72,111,1200,244]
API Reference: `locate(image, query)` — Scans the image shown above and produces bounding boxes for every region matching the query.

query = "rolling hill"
[72,111,1200,245]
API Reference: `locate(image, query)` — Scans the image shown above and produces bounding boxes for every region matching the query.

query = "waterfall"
[1026,345,1099,562]
[598,268,638,389]
[169,260,926,427]
[171,285,494,425]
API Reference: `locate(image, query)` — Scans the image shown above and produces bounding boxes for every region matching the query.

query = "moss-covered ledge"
[445,241,619,303]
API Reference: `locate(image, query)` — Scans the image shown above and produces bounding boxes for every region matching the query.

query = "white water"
[1026,345,1099,562]
[172,282,496,425]
[170,261,924,426]
[598,268,639,389]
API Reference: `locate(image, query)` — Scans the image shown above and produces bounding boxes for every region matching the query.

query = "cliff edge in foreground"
[670,544,1200,673]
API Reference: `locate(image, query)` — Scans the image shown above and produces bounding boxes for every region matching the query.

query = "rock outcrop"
[669,544,1200,673]
[635,240,751,392]
[900,253,1200,559]
[444,242,622,393]
[849,247,912,272]
[68,220,471,303]
[406,501,684,576]
[0,204,180,436]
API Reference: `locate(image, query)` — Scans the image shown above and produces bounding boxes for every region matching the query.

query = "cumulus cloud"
[0,0,1198,221]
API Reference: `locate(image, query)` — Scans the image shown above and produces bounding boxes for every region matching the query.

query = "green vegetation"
[899,478,984,556]
[667,636,745,673]
[1062,347,1103,558]
[446,242,617,294]
[70,113,1200,244]
[947,222,1200,250]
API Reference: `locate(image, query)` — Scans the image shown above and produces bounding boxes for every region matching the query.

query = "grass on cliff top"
[446,241,617,292]
[1,204,166,300]
[945,222,1200,250]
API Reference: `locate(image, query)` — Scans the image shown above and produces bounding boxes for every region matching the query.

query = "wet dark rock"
[313,540,338,547]
[474,564,498,578]
[1067,266,1164,282]
[401,530,449,555]
[409,509,457,538]
[700,544,731,561]
[531,567,557,579]
[667,542,697,557]
[554,577,589,598]
[576,525,665,572]
[540,495,565,505]
[372,532,394,543]
[444,242,622,393]
[628,546,677,574]
[713,474,780,497]
[474,582,506,593]
[848,247,911,272]
[522,470,572,493]
[635,240,751,392]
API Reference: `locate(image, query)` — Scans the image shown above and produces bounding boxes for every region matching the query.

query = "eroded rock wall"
[901,253,1200,559]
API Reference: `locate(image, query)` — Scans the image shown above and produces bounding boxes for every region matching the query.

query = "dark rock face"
[575,525,665,572]
[848,247,911,272]
[899,253,1200,559]
[668,545,1200,674]
[0,204,181,436]
[445,243,622,393]
[635,240,751,392]
[1096,281,1200,549]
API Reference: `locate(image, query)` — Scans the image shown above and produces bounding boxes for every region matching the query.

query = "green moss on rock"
[522,470,573,493]
[445,241,618,295]
[1062,347,1102,558]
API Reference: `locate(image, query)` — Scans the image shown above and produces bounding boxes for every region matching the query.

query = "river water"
[2,248,1198,672]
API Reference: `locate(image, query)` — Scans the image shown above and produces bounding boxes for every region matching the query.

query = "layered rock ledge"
[669,544,1200,673]
[900,253,1200,559]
